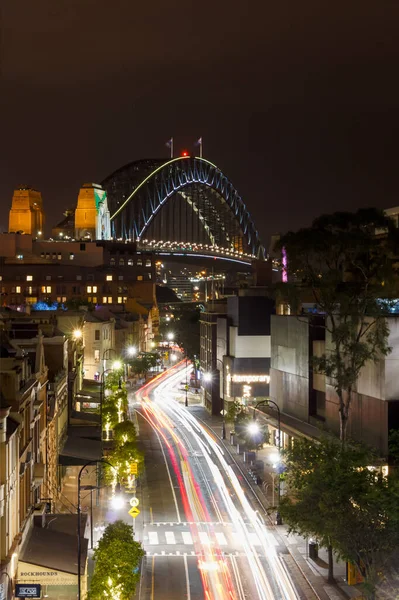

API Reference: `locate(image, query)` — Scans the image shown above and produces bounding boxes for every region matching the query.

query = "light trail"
[135,363,300,600]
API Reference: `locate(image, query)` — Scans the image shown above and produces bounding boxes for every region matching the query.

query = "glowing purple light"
[282,247,288,283]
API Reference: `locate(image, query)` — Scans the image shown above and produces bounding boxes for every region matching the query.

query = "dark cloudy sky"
[1,1,399,245]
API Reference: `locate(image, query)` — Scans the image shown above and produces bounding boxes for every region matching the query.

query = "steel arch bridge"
[102,156,265,261]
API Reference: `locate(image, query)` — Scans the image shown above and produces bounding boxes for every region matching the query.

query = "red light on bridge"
[181,150,190,157]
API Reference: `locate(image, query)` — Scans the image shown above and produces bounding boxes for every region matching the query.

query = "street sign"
[184,384,189,391]
[130,462,138,475]
[130,496,139,507]
[15,584,41,598]
[128,506,140,518]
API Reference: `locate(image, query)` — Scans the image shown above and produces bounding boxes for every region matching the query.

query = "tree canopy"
[88,520,144,600]
[276,208,399,441]
[280,436,399,596]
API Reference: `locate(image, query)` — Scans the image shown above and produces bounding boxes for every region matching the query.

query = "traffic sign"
[130,496,139,507]
[128,506,140,518]
[130,462,138,475]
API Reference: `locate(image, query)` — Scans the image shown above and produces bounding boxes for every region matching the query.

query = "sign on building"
[15,584,41,598]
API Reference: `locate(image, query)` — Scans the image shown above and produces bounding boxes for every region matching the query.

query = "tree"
[113,420,136,444]
[127,352,158,377]
[276,208,399,441]
[88,520,144,600]
[280,436,399,595]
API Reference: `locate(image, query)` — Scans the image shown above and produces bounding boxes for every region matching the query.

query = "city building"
[200,289,274,415]
[270,314,399,456]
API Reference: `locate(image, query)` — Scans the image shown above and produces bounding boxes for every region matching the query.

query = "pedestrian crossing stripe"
[145,530,278,547]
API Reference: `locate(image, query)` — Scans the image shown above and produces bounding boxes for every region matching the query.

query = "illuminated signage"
[231,375,270,384]
[15,584,41,598]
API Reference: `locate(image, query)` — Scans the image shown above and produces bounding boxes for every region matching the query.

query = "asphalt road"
[132,363,312,600]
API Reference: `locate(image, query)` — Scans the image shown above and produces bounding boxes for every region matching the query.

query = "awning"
[59,433,102,466]
[19,524,88,579]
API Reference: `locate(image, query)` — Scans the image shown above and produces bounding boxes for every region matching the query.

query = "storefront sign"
[18,562,78,586]
[231,374,270,384]
[15,584,41,598]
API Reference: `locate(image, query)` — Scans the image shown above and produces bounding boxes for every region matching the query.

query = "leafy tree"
[276,209,399,441]
[88,520,144,600]
[104,441,143,486]
[280,436,399,595]
[113,420,136,444]
[127,352,158,377]
[160,307,201,360]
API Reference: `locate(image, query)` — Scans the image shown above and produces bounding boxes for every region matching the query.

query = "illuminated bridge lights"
[102,156,265,261]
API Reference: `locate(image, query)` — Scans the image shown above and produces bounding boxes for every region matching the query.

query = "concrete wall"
[229,327,271,358]
[270,315,310,422]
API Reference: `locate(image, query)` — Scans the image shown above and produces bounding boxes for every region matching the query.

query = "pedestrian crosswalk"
[145,530,278,548]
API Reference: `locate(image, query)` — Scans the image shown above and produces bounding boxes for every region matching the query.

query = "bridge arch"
[102,156,264,259]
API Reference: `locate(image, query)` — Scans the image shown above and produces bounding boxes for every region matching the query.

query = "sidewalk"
[188,403,363,600]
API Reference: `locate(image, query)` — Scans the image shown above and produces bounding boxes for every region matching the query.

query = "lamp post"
[102,347,117,374]
[77,459,122,600]
[80,485,99,549]
[185,357,189,407]
[253,399,282,525]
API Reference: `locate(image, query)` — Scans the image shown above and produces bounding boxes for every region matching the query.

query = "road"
[132,362,311,600]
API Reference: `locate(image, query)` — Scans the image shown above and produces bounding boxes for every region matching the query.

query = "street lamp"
[253,399,282,525]
[167,332,174,341]
[73,329,82,340]
[77,459,122,600]
[112,360,122,371]
[127,346,137,357]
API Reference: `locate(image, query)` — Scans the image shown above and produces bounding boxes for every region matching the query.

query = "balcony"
[33,463,45,486]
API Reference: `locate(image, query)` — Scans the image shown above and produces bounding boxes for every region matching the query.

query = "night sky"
[1,2,399,246]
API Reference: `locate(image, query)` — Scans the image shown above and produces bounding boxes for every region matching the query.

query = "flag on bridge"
[195,137,203,158]
[165,137,174,158]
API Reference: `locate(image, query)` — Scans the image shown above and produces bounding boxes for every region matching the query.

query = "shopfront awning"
[18,525,88,581]
[59,432,102,466]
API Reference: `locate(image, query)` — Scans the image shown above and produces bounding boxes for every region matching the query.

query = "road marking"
[149,532,159,545]
[165,531,176,544]
[182,531,193,545]
[151,556,155,600]
[184,554,191,600]
[215,532,228,546]
[198,532,210,545]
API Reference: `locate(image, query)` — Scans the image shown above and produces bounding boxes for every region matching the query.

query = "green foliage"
[128,352,158,376]
[226,399,247,424]
[276,208,399,441]
[88,520,144,600]
[160,307,201,360]
[113,420,136,444]
[280,436,399,596]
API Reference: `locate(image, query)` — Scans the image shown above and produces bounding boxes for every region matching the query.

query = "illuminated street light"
[127,346,137,357]
[167,332,174,341]
[170,353,177,362]
[248,421,260,435]
[111,491,125,510]
[73,329,82,339]
[112,360,122,370]
[203,372,212,382]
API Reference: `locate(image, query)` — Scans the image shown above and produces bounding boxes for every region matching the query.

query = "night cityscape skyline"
[1,3,399,600]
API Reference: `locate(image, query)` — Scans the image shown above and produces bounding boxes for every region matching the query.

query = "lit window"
[118,297,123,304]
[47,286,52,293]
[106,275,113,281]
[128,259,133,266]
[119,258,125,266]
[137,275,143,281]
[70,253,74,260]
[145,259,151,267]
[92,297,97,303]
[41,286,46,293]
[108,296,112,303]
[62,296,67,302]
[27,286,32,294]
[0,276,2,281]
[93,285,97,293]
[87,286,92,293]
[16,286,21,293]
[94,350,100,363]
[26,275,33,281]
[57,296,61,302]
[58,253,62,260]
[137,259,142,266]
[102,296,108,304]
[123,296,127,303]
